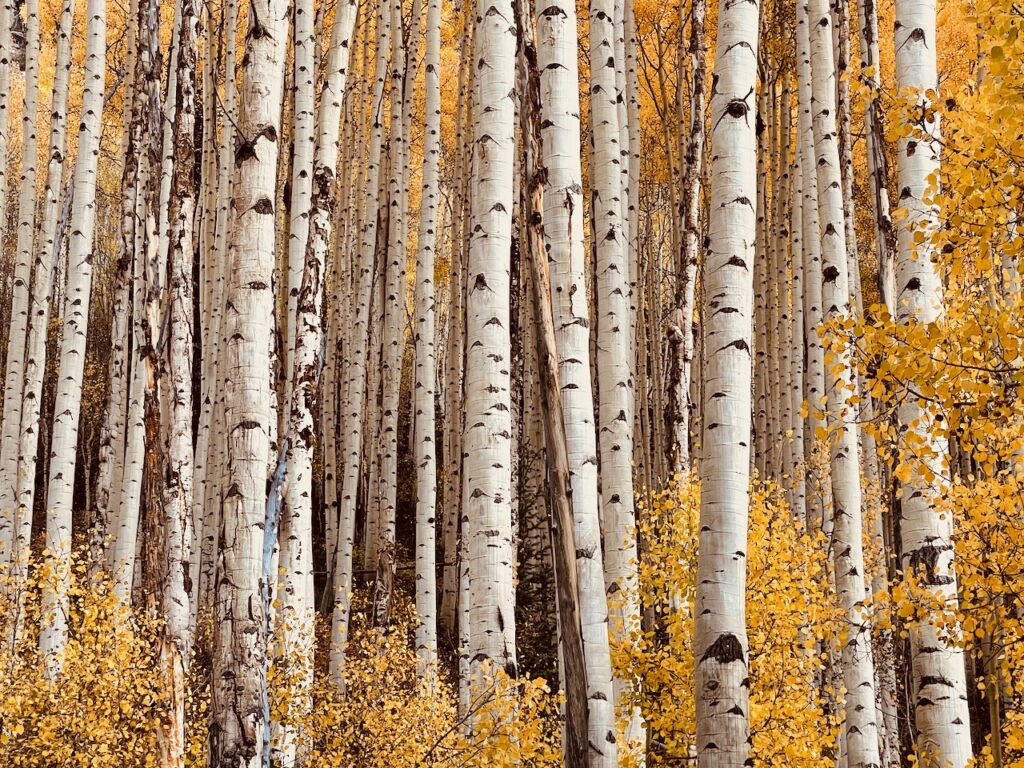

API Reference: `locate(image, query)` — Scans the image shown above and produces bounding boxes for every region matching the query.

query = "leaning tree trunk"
[805,0,883,764]
[693,0,758,761]
[463,0,519,690]
[534,0,618,757]
[894,0,973,763]
[38,0,107,671]
[211,0,288,758]
[518,4,589,758]
[0,0,40,568]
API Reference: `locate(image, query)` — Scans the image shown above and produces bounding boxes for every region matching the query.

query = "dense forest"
[0,0,1022,762]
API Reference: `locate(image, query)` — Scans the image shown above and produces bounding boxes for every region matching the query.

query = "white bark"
[796,5,828,538]
[39,0,106,669]
[894,0,973,761]
[588,0,631,760]
[0,0,12,237]
[329,0,389,684]
[196,0,239,619]
[14,0,76,627]
[212,0,289,757]
[371,0,408,626]
[0,0,41,566]
[463,0,518,682]
[413,0,442,671]
[158,2,198,762]
[694,0,758,759]
[806,0,883,763]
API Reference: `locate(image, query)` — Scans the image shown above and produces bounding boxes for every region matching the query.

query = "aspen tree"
[111,0,163,600]
[462,0,518,684]
[308,0,358,593]
[156,0,198,762]
[894,0,973,759]
[806,0,883,762]
[39,0,106,669]
[532,0,615,753]
[440,7,474,638]
[0,0,10,235]
[371,0,408,626]
[589,0,634,756]
[14,0,76,624]
[796,4,828,538]
[93,0,137,568]
[518,2,589,757]
[330,0,390,684]
[281,0,317,425]
[667,0,706,473]
[0,0,40,566]
[857,0,895,308]
[789,148,808,517]
[413,0,442,669]
[197,0,239,617]
[274,0,318,757]
[693,0,759,757]
[211,0,289,756]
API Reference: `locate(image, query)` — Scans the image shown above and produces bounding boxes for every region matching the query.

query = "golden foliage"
[0,559,561,768]
[613,474,843,767]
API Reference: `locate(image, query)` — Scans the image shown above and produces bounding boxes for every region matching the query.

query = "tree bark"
[693,0,759,759]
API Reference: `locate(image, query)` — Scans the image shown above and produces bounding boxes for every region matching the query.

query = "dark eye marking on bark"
[701,632,745,664]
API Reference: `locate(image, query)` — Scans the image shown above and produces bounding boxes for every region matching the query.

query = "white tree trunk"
[694,0,758,759]
[0,0,40,567]
[894,0,973,761]
[0,0,12,237]
[796,8,828,539]
[413,0,442,671]
[13,0,76,630]
[196,0,239,620]
[212,0,289,758]
[157,3,198,763]
[805,0,883,763]
[463,0,518,683]
[371,0,408,626]
[587,0,632,760]
[39,0,106,670]
[329,0,390,684]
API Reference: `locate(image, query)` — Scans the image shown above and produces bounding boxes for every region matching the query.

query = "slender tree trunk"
[39,0,107,670]
[197,0,239,620]
[693,0,758,760]
[413,0,441,671]
[0,0,12,238]
[667,0,706,474]
[312,0,358,603]
[0,0,40,566]
[330,0,390,684]
[13,0,76,638]
[796,7,828,539]
[371,0,408,627]
[894,0,973,761]
[157,2,198,764]
[806,0,883,763]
